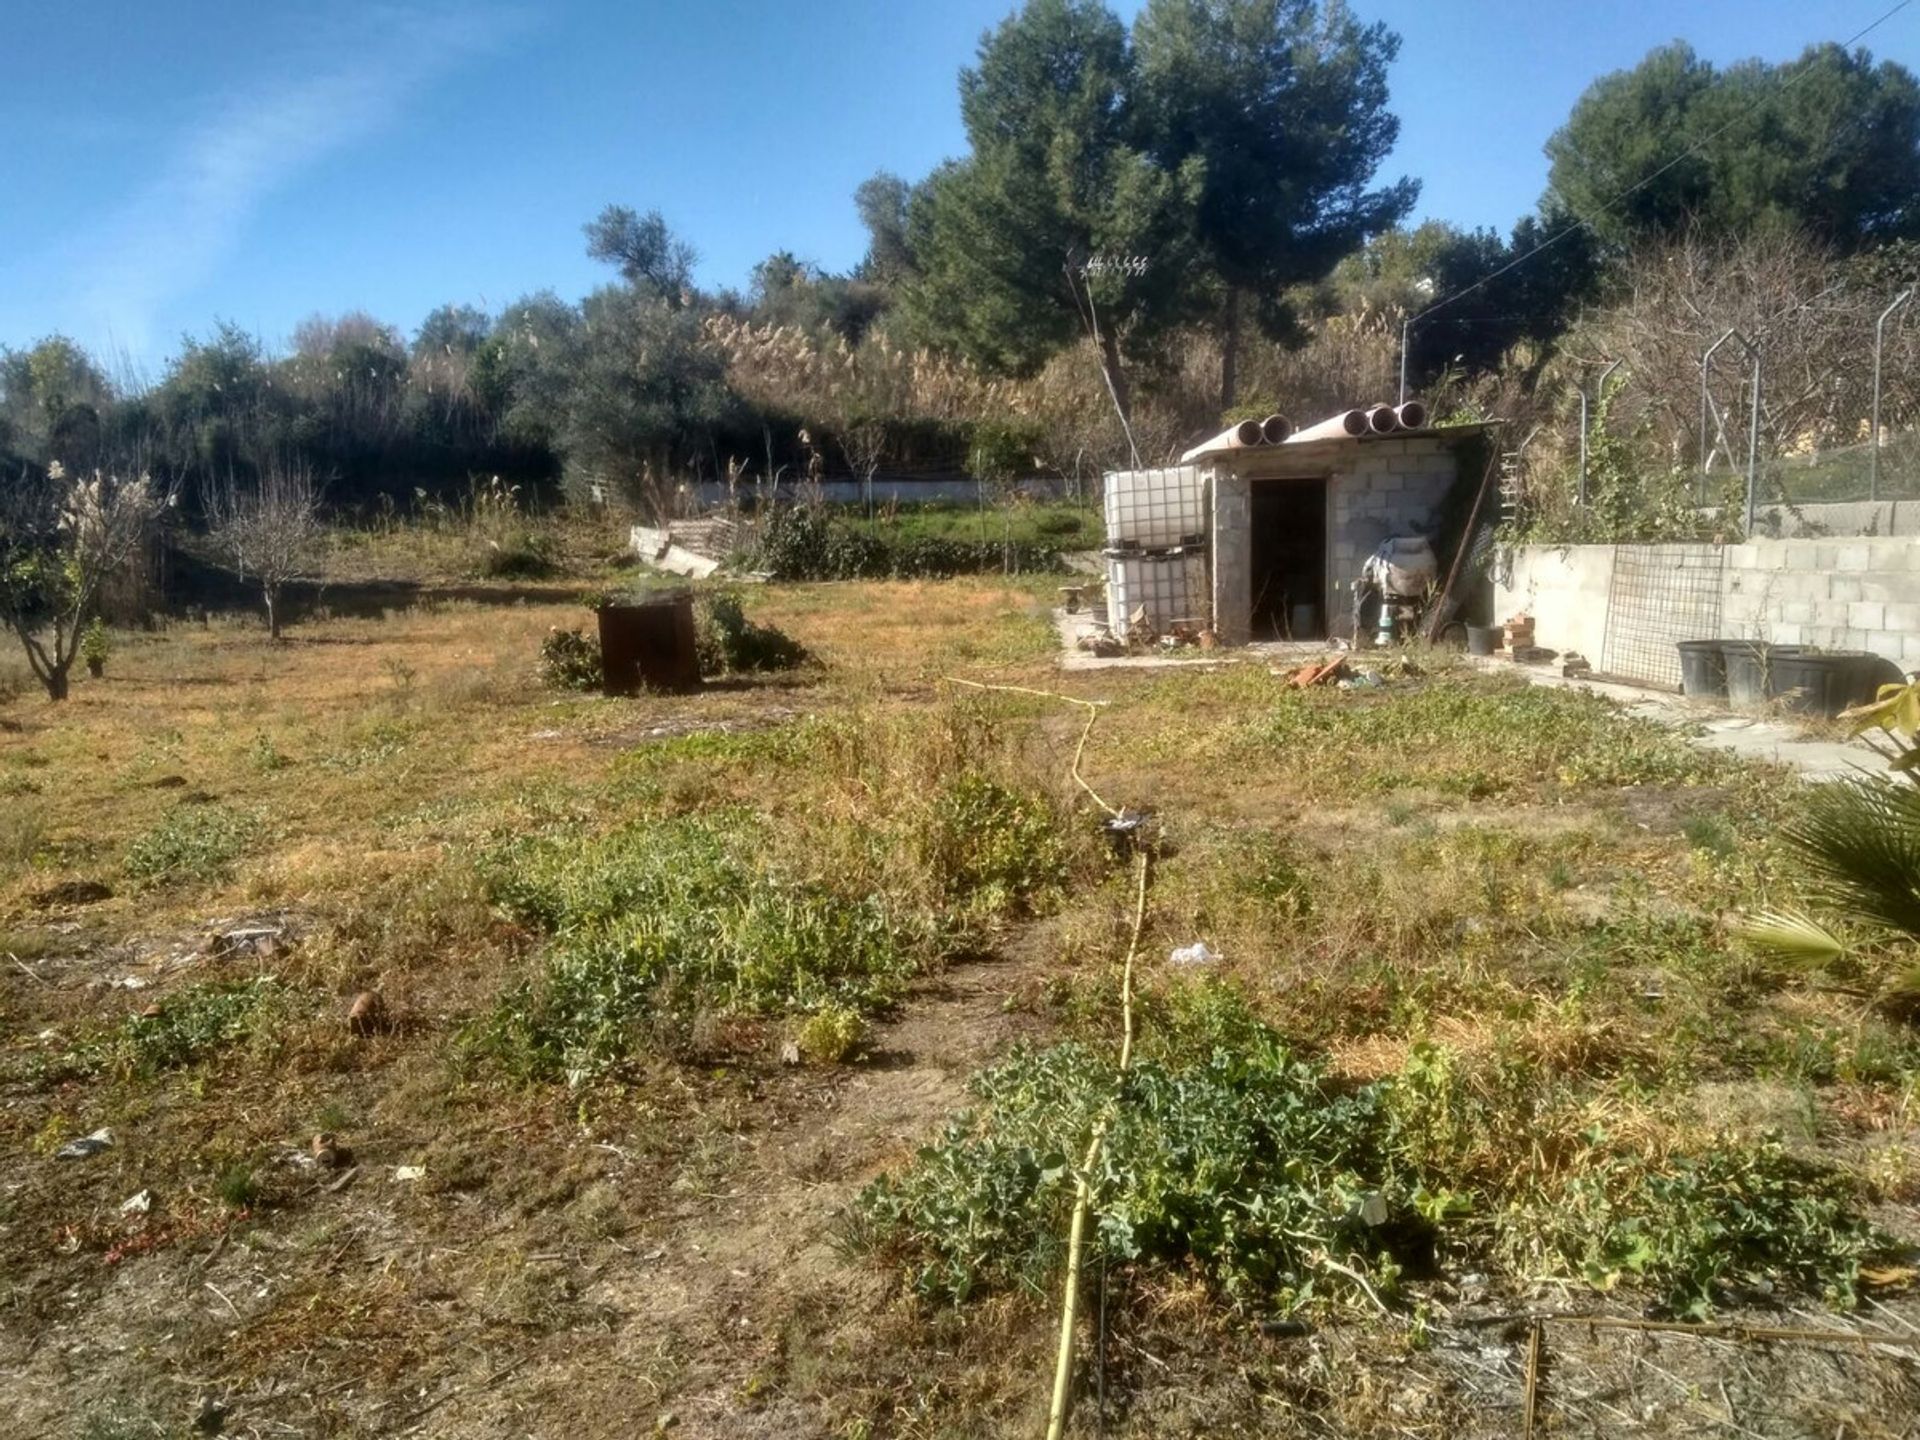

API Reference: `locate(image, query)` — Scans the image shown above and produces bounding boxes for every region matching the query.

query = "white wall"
[1493,546,1614,662]
[1497,538,1920,676]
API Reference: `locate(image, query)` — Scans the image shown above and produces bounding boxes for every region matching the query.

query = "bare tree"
[0,462,173,700]
[203,461,324,640]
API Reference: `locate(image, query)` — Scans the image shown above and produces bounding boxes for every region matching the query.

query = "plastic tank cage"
[1104,466,1206,550]
[1108,552,1209,638]
[1600,544,1726,688]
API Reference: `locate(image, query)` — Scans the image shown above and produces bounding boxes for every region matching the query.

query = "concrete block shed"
[1103,422,1490,644]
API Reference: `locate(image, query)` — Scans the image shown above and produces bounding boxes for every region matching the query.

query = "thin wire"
[940,676,1122,819]
[1407,0,1917,331]
[1046,844,1150,1440]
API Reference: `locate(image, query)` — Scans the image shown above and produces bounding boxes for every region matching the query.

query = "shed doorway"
[1249,478,1328,640]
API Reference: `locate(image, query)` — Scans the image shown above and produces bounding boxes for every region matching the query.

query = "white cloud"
[67,4,526,361]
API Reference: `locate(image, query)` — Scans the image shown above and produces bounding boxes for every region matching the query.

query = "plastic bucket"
[1675,640,1729,700]
[1466,624,1500,657]
[1720,641,1799,708]
[1770,651,1903,718]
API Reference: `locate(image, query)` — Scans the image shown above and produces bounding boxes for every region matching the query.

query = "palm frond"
[1736,908,1851,965]
[1782,778,1920,941]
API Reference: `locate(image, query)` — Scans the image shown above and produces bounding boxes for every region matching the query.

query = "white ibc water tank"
[1103,466,1206,550]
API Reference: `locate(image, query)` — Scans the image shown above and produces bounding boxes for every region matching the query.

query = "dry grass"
[2,551,1917,1436]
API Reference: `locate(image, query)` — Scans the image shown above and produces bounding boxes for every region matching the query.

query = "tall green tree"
[1132,0,1416,408]
[899,0,1201,420]
[1545,41,1920,251]
[0,336,113,468]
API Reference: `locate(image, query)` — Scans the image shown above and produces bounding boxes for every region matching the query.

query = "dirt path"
[407,950,1054,1439]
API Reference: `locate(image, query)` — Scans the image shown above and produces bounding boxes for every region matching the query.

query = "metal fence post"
[1743,336,1762,534]
[1871,289,1913,503]
[1398,317,1412,407]
[1700,329,1760,526]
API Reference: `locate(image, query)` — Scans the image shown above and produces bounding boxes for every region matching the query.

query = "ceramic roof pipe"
[1284,409,1371,443]
[1365,404,1400,433]
[1393,400,1427,429]
[1259,414,1293,444]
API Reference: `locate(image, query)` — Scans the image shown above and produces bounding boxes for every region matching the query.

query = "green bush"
[855,1001,1883,1315]
[538,627,601,691]
[796,1003,869,1064]
[53,978,286,1080]
[123,805,257,885]
[751,506,1066,581]
[694,592,808,675]
[477,817,918,1080]
[914,773,1068,917]
[481,530,558,578]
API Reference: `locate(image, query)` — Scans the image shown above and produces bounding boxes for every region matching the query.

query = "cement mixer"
[1351,534,1437,647]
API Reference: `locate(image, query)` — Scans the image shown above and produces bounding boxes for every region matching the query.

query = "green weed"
[694,591,809,675]
[914,773,1068,918]
[856,1002,1883,1317]
[478,817,920,1080]
[122,804,257,885]
[796,1004,869,1064]
[1241,678,1737,798]
[51,978,286,1080]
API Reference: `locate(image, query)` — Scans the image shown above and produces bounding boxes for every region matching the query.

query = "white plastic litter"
[1168,941,1220,966]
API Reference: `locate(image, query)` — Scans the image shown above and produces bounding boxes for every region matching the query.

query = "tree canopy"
[1545,41,1920,251]
[1132,0,1416,405]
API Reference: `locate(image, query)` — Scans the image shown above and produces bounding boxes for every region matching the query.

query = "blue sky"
[1,0,1914,375]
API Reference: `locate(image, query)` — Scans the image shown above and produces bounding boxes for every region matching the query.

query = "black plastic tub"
[1769,650,1904,718]
[1675,639,1729,700]
[1720,641,1800,708]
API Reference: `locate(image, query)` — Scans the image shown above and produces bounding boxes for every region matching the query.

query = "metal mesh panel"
[1103,466,1206,548]
[1600,544,1725,687]
[1108,552,1209,637]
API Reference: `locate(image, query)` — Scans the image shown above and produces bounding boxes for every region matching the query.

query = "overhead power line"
[1398,0,1917,378]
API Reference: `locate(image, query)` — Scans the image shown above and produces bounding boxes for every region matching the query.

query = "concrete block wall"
[1498,538,1920,675]
[1210,470,1253,644]
[1722,537,1920,667]
[1327,441,1458,629]
[1210,436,1463,643]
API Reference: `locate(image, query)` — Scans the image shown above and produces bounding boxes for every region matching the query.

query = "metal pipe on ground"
[1259,413,1293,444]
[1285,409,1370,443]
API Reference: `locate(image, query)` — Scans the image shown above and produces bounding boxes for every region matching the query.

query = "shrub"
[855,1005,1884,1316]
[481,530,558,578]
[80,618,111,668]
[56,978,285,1079]
[796,1004,869,1064]
[123,805,257,885]
[914,773,1067,917]
[538,627,601,691]
[694,592,808,676]
[477,817,917,1080]
[750,506,1065,580]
